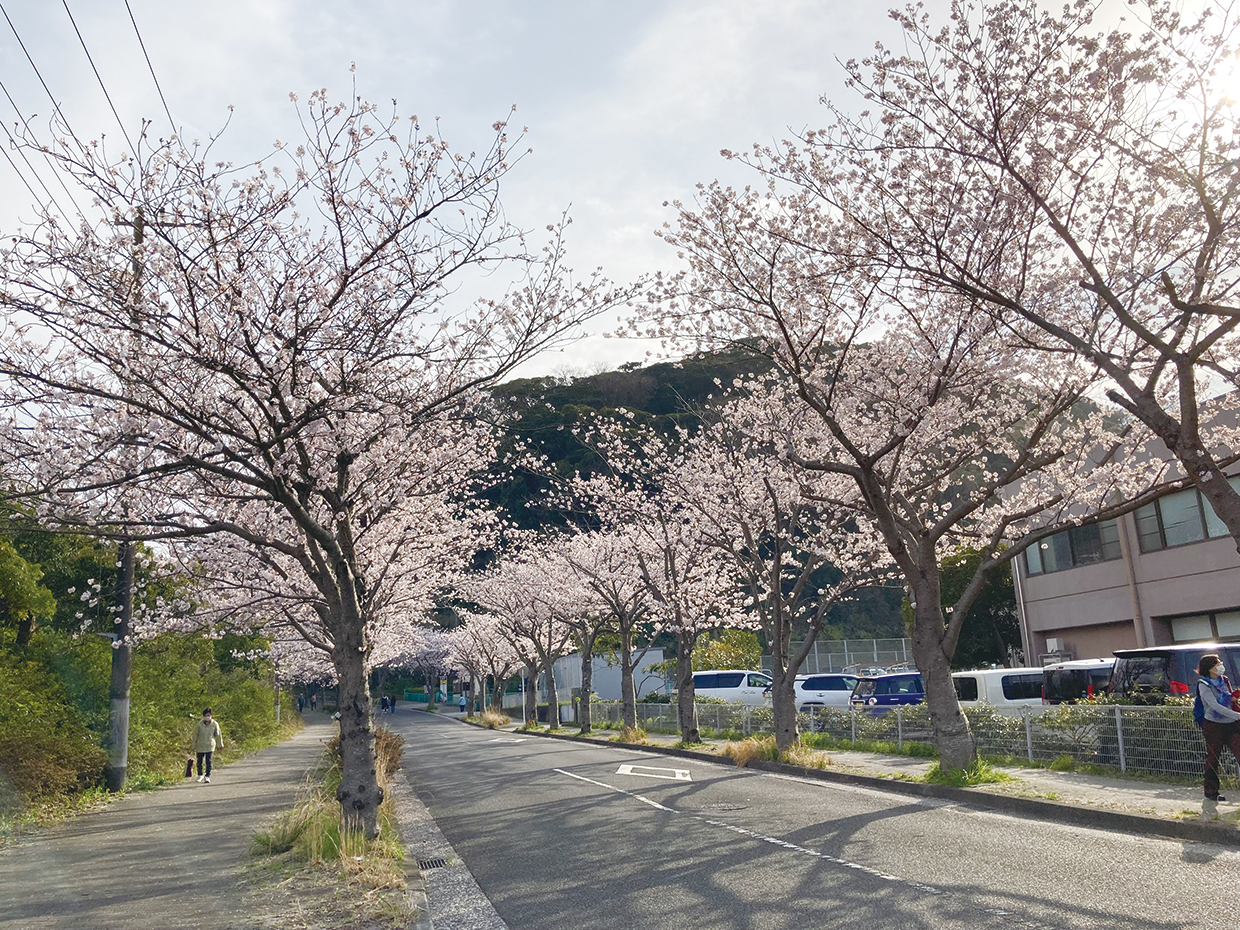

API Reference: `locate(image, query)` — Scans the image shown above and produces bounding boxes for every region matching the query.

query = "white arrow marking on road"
[615,763,691,781]
[488,737,527,743]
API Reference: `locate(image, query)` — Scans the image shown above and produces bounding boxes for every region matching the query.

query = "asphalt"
[443,708,1240,847]
[398,709,1240,930]
[0,713,336,930]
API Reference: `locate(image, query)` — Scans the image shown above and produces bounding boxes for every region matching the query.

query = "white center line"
[552,767,941,895]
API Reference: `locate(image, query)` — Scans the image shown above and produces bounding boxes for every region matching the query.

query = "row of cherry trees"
[5,0,1240,818]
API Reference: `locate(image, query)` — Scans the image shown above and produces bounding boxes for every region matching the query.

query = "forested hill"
[481,350,909,643]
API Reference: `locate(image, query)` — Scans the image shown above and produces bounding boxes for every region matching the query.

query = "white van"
[690,670,772,706]
[952,667,1046,715]
[1042,658,1115,704]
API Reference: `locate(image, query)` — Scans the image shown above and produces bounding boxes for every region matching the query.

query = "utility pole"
[105,208,143,792]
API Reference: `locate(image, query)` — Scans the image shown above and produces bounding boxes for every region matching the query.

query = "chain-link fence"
[589,700,1238,785]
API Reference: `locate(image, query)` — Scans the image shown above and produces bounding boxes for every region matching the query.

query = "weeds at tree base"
[923,759,1010,787]
[722,736,779,767]
[610,725,648,744]
[479,709,510,729]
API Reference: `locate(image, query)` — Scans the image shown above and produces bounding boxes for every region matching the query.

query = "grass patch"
[782,742,831,770]
[722,736,779,767]
[801,731,940,758]
[923,759,1011,787]
[1048,753,1076,772]
[610,725,648,745]
[251,725,408,922]
[479,709,510,729]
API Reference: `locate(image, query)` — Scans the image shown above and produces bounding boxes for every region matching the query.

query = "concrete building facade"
[1015,478,1240,663]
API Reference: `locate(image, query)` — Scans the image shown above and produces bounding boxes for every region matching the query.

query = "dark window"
[715,672,745,688]
[1001,673,1044,701]
[1136,478,1240,553]
[1025,520,1122,575]
[852,679,876,698]
[747,674,770,688]
[693,673,717,689]
[954,677,979,701]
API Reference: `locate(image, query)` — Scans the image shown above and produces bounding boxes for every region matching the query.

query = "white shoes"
[196,774,205,783]
[203,776,210,784]
[1203,798,1220,820]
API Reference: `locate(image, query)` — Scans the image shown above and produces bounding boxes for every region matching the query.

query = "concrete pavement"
[0,713,336,930]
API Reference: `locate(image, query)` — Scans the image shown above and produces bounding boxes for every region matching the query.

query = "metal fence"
[587,700,1238,786]
[760,638,914,675]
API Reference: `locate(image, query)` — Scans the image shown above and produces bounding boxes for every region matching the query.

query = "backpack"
[1194,675,1236,728]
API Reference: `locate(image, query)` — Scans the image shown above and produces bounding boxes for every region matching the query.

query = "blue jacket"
[1198,675,1240,723]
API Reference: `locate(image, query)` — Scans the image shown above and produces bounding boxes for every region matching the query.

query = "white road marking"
[488,738,527,743]
[615,763,691,781]
[551,767,941,895]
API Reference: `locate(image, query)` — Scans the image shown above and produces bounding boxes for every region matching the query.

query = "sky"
[0,0,936,377]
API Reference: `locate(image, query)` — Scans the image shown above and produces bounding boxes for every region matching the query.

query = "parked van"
[951,667,1046,714]
[794,673,859,711]
[850,671,925,710]
[689,670,773,706]
[1109,644,1240,702]
[1042,658,1115,705]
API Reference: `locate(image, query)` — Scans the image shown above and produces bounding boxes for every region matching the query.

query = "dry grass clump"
[782,742,831,769]
[479,709,510,729]
[610,725,648,744]
[722,736,779,767]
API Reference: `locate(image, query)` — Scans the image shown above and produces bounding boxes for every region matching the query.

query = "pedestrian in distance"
[380,695,389,714]
[458,693,467,715]
[310,693,317,711]
[297,694,304,713]
[1195,653,1240,816]
[193,708,224,784]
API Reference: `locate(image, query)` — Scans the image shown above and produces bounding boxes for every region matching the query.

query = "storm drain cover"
[417,858,448,870]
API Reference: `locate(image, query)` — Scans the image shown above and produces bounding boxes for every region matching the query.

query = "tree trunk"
[675,637,699,743]
[545,659,560,728]
[15,614,34,647]
[105,539,134,792]
[333,636,383,839]
[491,675,510,713]
[911,586,976,772]
[579,645,594,734]
[770,669,798,753]
[523,662,537,723]
[620,623,637,730]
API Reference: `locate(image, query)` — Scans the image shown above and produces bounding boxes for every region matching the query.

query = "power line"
[61,0,137,159]
[0,74,85,220]
[124,0,174,134]
[0,0,78,139]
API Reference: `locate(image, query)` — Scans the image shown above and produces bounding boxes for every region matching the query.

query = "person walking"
[1197,653,1240,816]
[193,708,224,784]
[458,693,467,715]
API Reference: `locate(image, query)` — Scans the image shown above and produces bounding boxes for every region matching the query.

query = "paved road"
[394,712,1240,930]
[0,714,334,930]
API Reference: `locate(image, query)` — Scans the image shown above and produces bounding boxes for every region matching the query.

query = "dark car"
[1042,658,1115,705]
[1109,644,1240,703]
[850,672,925,711]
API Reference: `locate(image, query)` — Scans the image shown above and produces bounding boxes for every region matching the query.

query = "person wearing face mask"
[1196,654,1240,816]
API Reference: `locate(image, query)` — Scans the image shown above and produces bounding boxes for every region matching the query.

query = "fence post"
[744,706,751,736]
[715,704,721,733]
[1024,708,1034,764]
[851,706,857,745]
[810,705,816,735]
[1115,705,1127,772]
[897,706,904,751]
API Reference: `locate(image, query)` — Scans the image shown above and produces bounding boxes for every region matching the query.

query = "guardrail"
[589,701,1238,786]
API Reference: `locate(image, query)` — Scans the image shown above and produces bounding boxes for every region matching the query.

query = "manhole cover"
[689,802,748,811]
[417,858,448,870]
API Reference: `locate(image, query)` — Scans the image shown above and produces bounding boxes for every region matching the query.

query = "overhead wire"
[61,0,137,159]
[124,0,174,134]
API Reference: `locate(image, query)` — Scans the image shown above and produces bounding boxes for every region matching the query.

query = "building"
[1014,477,1240,662]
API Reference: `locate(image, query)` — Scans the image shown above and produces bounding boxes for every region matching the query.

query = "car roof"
[1046,658,1115,669]
[857,671,923,681]
[1113,644,1235,657]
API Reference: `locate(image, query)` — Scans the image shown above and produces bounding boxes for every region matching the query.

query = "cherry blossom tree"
[742,0,1240,552]
[659,401,891,751]
[651,191,1164,768]
[446,613,522,713]
[0,89,627,834]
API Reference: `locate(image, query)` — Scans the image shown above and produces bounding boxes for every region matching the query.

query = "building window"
[1135,477,1240,553]
[1025,520,1122,575]
[1170,610,1240,643]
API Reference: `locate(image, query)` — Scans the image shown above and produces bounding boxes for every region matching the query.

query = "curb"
[405,860,434,930]
[482,722,1240,849]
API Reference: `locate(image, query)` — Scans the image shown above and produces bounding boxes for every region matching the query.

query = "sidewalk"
[0,713,336,930]
[475,716,1240,845]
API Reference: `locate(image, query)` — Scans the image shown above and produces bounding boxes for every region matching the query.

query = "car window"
[716,672,745,688]
[954,676,979,701]
[1113,656,1170,694]
[747,674,770,688]
[1002,673,1043,701]
[895,676,920,694]
[1043,669,1087,703]
[694,673,717,689]
[853,679,876,698]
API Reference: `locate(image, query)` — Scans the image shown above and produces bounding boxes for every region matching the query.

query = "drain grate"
[417,857,448,870]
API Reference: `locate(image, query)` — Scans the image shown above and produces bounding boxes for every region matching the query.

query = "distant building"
[1015,476,1240,662]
